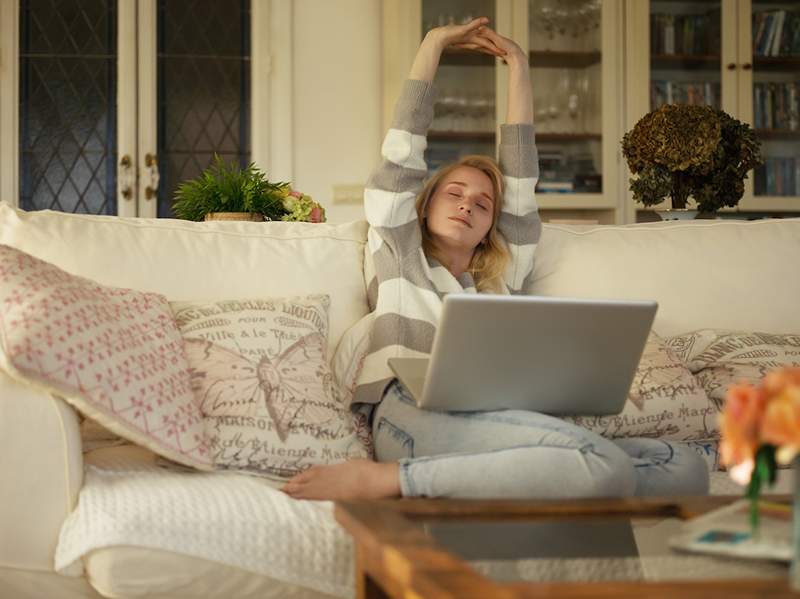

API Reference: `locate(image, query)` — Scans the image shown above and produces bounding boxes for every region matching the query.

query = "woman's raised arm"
[477,28,540,293]
[479,27,533,124]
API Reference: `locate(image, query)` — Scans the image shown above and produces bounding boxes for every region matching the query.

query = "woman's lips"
[448,216,472,228]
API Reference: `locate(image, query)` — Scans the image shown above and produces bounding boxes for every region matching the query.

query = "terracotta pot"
[204,212,264,222]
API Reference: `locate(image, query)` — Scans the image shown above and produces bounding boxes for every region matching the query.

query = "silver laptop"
[387,294,657,415]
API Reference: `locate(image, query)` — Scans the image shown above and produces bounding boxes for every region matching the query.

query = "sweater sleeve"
[496,123,541,294]
[363,79,436,260]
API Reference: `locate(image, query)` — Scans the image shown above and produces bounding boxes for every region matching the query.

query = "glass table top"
[421,515,789,583]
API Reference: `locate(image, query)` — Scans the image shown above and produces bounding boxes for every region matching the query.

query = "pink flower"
[289,190,303,198]
[309,205,324,223]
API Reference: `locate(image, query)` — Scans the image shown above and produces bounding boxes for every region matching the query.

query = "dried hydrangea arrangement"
[621,104,762,214]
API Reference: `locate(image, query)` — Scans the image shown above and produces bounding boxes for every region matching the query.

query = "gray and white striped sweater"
[351,79,541,407]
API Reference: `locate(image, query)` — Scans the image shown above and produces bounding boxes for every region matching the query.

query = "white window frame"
[0,0,19,207]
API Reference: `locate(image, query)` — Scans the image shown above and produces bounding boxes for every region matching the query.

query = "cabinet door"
[525,0,622,223]
[143,0,251,218]
[737,0,800,211]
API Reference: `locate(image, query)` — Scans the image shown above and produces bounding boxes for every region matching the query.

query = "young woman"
[282,18,709,501]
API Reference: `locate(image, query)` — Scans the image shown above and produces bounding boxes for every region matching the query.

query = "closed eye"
[448,192,461,198]
[477,203,489,211]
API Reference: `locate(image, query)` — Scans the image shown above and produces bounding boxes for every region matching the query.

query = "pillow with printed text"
[171,295,370,478]
[664,329,800,406]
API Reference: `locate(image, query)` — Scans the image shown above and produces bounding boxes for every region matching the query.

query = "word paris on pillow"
[171,295,369,478]
[0,244,211,469]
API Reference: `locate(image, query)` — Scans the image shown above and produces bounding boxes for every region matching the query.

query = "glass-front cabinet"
[382,0,625,224]
[627,0,800,220]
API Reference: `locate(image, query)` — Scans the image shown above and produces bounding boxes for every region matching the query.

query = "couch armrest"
[0,370,83,571]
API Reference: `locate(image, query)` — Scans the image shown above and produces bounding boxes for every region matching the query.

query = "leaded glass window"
[19,0,117,214]
[157,0,251,218]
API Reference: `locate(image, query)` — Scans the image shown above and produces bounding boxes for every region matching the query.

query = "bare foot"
[281,459,401,501]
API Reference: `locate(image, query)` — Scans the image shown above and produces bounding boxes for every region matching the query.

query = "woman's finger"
[456,34,505,55]
[452,42,504,57]
[469,35,506,54]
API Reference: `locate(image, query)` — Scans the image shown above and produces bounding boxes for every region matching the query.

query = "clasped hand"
[424,17,527,65]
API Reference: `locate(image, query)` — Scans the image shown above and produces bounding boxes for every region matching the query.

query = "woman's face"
[425,166,495,253]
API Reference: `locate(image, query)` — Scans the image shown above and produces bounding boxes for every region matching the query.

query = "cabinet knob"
[742,63,752,70]
[726,63,736,70]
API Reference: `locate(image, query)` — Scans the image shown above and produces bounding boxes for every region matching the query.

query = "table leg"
[355,546,391,599]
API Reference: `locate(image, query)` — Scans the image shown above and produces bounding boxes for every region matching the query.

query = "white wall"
[292,0,382,223]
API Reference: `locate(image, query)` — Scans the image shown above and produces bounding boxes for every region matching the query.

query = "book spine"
[665,15,675,55]
[772,10,786,56]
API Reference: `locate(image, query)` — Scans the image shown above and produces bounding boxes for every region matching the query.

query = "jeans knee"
[670,444,710,496]
[575,445,636,498]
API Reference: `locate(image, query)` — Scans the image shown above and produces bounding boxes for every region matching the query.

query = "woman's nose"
[460,205,471,214]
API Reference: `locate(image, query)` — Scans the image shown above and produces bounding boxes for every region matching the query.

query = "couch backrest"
[528,218,800,336]
[0,203,369,357]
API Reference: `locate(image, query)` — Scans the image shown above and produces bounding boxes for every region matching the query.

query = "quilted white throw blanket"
[55,448,355,598]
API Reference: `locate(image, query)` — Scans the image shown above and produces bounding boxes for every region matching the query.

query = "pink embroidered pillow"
[0,244,211,469]
[171,295,370,478]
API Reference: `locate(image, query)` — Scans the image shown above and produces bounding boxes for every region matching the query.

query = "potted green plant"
[621,104,762,217]
[172,155,326,223]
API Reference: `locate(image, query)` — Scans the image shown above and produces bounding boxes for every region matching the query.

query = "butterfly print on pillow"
[184,333,345,442]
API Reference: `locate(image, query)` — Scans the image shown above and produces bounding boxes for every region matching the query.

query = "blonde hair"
[415,155,509,293]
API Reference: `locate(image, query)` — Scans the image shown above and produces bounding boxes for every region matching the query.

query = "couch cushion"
[529,219,800,337]
[0,372,82,572]
[172,295,369,477]
[84,546,338,599]
[0,203,369,358]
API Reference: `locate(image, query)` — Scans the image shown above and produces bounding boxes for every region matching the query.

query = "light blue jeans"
[368,381,709,499]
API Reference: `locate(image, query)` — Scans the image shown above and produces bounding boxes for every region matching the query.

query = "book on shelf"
[754,157,800,196]
[753,82,799,131]
[650,9,721,56]
[753,9,800,57]
[536,181,574,193]
[651,80,720,109]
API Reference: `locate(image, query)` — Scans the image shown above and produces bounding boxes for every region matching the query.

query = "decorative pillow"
[664,329,800,406]
[563,332,717,445]
[171,295,369,478]
[331,311,373,404]
[0,244,211,470]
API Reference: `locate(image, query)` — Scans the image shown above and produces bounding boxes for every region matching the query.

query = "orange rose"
[719,382,767,479]
[761,368,800,465]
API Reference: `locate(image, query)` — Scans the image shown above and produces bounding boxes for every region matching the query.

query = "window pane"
[19,0,117,214]
[530,0,603,194]
[157,0,251,218]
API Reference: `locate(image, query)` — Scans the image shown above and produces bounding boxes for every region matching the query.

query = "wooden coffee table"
[334,495,796,598]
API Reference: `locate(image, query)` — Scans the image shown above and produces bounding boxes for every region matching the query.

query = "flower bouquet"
[720,367,800,529]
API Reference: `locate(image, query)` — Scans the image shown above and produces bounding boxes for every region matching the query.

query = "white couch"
[1,202,798,598]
